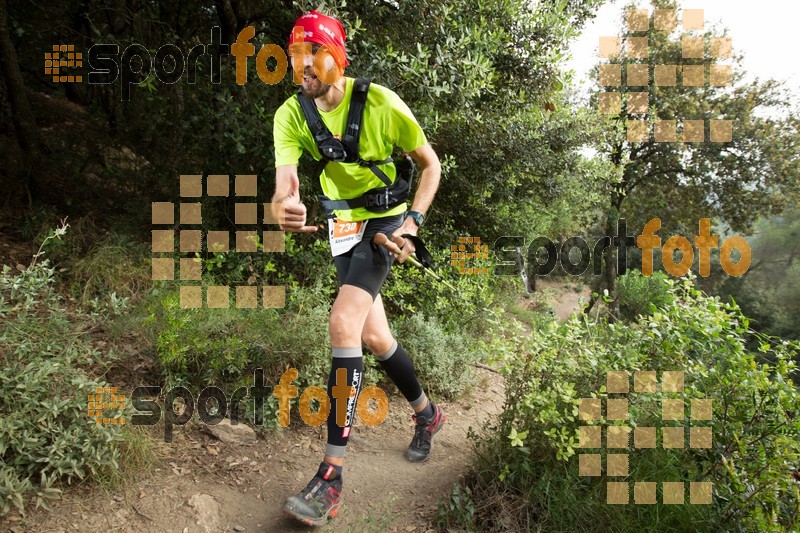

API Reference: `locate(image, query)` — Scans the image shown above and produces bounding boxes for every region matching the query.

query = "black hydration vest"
[296,77,414,217]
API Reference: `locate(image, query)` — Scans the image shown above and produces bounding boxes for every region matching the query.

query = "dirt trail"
[11,368,504,533]
[535,278,591,320]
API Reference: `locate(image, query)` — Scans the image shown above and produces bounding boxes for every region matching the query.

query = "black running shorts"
[333,214,403,299]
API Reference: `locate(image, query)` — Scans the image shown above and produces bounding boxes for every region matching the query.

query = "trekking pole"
[373,233,458,292]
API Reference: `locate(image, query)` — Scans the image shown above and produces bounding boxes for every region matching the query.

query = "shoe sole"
[405,412,447,463]
[282,498,340,527]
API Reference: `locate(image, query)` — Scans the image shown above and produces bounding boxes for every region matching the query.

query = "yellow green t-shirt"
[273,77,427,222]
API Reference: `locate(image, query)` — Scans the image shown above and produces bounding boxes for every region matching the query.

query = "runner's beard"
[300,74,332,99]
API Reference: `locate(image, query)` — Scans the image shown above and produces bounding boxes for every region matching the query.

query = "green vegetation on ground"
[0,227,153,515]
[436,276,800,532]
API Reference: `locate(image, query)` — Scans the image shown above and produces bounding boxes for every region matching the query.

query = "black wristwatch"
[403,210,426,228]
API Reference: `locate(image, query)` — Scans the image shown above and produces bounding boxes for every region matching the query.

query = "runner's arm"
[390,143,441,263]
[406,143,441,222]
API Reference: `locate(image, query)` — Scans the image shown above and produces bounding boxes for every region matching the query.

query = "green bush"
[437,276,800,532]
[17,215,150,304]
[144,276,405,430]
[69,233,150,303]
[381,246,498,334]
[616,269,674,321]
[199,232,336,289]
[391,313,483,400]
[0,358,125,515]
[0,255,129,515]
[144,278,336,390]
[145,290,253,388]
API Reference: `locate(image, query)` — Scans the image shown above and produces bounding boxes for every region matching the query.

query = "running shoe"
[405,402,446,462]
[283,462,342,527]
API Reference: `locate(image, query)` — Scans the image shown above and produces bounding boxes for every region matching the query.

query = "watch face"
[405,211,423,227]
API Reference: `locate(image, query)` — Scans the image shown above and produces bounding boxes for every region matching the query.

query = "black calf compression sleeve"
[375,341,427,409]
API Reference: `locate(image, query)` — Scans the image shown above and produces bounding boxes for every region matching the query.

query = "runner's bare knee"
[329,285,373,346]
[329,309,358,345]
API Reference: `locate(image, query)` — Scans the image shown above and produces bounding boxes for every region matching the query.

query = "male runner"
[270,10,446,527]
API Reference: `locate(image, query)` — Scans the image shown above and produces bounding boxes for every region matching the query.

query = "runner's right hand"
[278,175,318,233]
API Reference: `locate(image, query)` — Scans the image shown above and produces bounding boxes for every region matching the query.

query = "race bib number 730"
[328,218,368,256]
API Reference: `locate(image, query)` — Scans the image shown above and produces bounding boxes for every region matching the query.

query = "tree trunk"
[583,211,620,320]
[603,212,619,322]
[585,141,627,318]
[0,0,41,201]
[214,0,239,46]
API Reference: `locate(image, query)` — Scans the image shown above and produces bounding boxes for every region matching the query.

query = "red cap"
[288,10,349,69]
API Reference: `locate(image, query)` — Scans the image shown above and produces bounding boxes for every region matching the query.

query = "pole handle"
[373,232,401,254]
[373,233,423,268]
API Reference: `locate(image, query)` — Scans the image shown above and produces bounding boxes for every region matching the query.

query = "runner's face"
[295,44,335,99]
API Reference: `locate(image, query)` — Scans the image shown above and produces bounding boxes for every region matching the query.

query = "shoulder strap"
[346,78,395,187]
[296,88,332,145]
[340,77,370,158]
